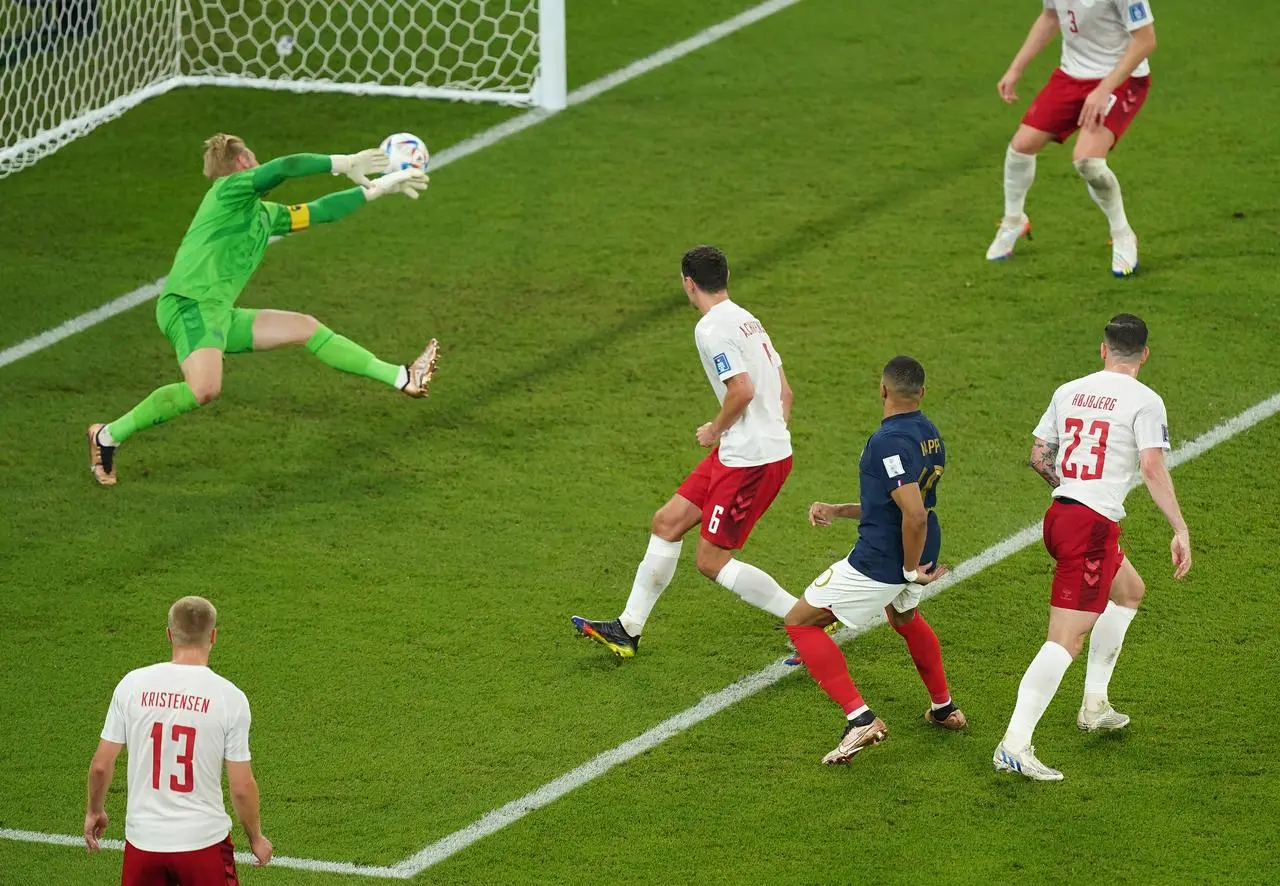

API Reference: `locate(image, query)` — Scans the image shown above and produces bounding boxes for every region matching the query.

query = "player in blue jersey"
[783,356,966,765]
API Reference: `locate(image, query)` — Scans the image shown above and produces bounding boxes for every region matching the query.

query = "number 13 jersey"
[1034,369,1169,522]
[101,662,252,852]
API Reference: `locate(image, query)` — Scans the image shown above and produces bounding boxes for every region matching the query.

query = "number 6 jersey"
[100,662,252,852]
[1034,369,1170,522]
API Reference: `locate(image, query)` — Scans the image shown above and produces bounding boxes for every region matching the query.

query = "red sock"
[785,624,864,714]
[892,611,951,705]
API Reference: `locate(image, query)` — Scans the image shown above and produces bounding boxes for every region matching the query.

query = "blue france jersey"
[847,411,945,585]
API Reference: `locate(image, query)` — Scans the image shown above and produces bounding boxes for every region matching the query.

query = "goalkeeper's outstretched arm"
[250,153,334,193]
[251,149,391,193]
[273,188,365,234]
[202,134,391,190]
[271,170,431,234]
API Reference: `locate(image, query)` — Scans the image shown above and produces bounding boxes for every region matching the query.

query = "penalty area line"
[0,0,808,374]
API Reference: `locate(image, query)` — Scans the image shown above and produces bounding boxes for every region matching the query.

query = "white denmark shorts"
[803,558,922,632]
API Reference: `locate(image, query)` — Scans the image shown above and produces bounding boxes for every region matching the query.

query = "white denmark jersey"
[101,662,252,853]
[1045,0,1155,79]
[1034,369,1169,522]
[694,299,792,467]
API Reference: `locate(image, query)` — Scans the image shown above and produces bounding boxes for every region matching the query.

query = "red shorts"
[1022,67,1150,144]
[676,449,792,550]
[122,837,238,886]
[1043,499,1125,613]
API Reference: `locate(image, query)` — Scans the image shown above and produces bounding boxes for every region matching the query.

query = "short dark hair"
[681,245,729,293]
[883,355,925,398]
[1104,313,1148,357]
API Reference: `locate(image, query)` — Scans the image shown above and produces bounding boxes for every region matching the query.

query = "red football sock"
[785,624,864,714]
[892,611,951,704]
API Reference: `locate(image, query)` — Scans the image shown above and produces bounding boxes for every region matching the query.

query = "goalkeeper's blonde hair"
[203,133,247,179]
[168,595,217,647]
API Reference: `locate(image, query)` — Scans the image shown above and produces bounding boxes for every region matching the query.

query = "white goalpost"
[0,0,567,179]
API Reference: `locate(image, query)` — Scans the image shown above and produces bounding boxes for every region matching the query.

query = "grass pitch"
[1,0,1278,883]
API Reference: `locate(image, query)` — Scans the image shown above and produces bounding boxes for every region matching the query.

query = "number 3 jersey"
[1034,369,1170,522]
[101,662,252,852]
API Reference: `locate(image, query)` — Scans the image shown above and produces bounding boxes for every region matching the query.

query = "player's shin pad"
[305,326,401,387]
[107,382,201,443]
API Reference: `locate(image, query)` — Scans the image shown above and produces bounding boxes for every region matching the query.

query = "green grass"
[1,0,1279,883]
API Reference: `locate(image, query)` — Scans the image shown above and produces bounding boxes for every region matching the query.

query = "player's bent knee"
[650,504,695,541]
[297,314,321,338]
[650,511,683,541]
[695,544,732,581]
[887,606,917,628]
[190,383,221,406]
[1114,576,1145,607]
[1051,630,1087,659]
[695,554,723,580]
[1009,127,1050,156]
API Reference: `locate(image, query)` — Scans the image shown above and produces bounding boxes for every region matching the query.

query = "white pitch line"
[0,0,807,374]
[0,828,402,878]
[3,392,1278,875]
[0,280,166,371]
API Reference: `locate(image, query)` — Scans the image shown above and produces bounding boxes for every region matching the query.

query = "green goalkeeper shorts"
[156,294,257,365]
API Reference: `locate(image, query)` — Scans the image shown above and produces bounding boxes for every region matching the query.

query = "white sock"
[1084,601,1138,706]
[618,535,682,637]
[847,704,870,721]
[714,559,798,618]
[1003,641,1073,751]
[931,698,952,711]
[394,365,409,390]
[1075,157,1131,235]
[1003,145,1037,223]
[96,425,118,448]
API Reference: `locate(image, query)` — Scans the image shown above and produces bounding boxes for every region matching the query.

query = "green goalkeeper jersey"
[162,155,329,307]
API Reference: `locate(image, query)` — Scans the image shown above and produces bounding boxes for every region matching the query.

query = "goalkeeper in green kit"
[86,134,439,486]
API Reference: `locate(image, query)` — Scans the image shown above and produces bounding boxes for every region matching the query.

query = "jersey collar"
[881,409,921,424]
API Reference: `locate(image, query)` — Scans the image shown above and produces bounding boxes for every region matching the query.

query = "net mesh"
[184,0,539,97]
[1,0,177,177]
[1,0,543,179]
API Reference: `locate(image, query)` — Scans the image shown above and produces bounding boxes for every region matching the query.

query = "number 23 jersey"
[1034,369,1169,522]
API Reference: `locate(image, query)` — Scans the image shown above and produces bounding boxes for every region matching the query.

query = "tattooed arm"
[1029,437,1061,488]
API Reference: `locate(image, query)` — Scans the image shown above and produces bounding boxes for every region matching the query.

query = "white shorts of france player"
[803,559,922,632]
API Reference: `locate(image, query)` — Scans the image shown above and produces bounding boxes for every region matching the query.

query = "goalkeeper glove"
[330,149,389,186]
[363,169,430,201]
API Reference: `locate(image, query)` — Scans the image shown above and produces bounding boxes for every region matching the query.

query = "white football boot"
[1078,700,1131,732]
[993,742,1064,781]
[986,214,1032,260]
[1111,229,1139,277]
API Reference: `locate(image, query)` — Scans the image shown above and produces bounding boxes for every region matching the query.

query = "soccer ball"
[380,132,429,172]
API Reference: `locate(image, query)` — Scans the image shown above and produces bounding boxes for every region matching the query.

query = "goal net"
[0,0,565,179]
